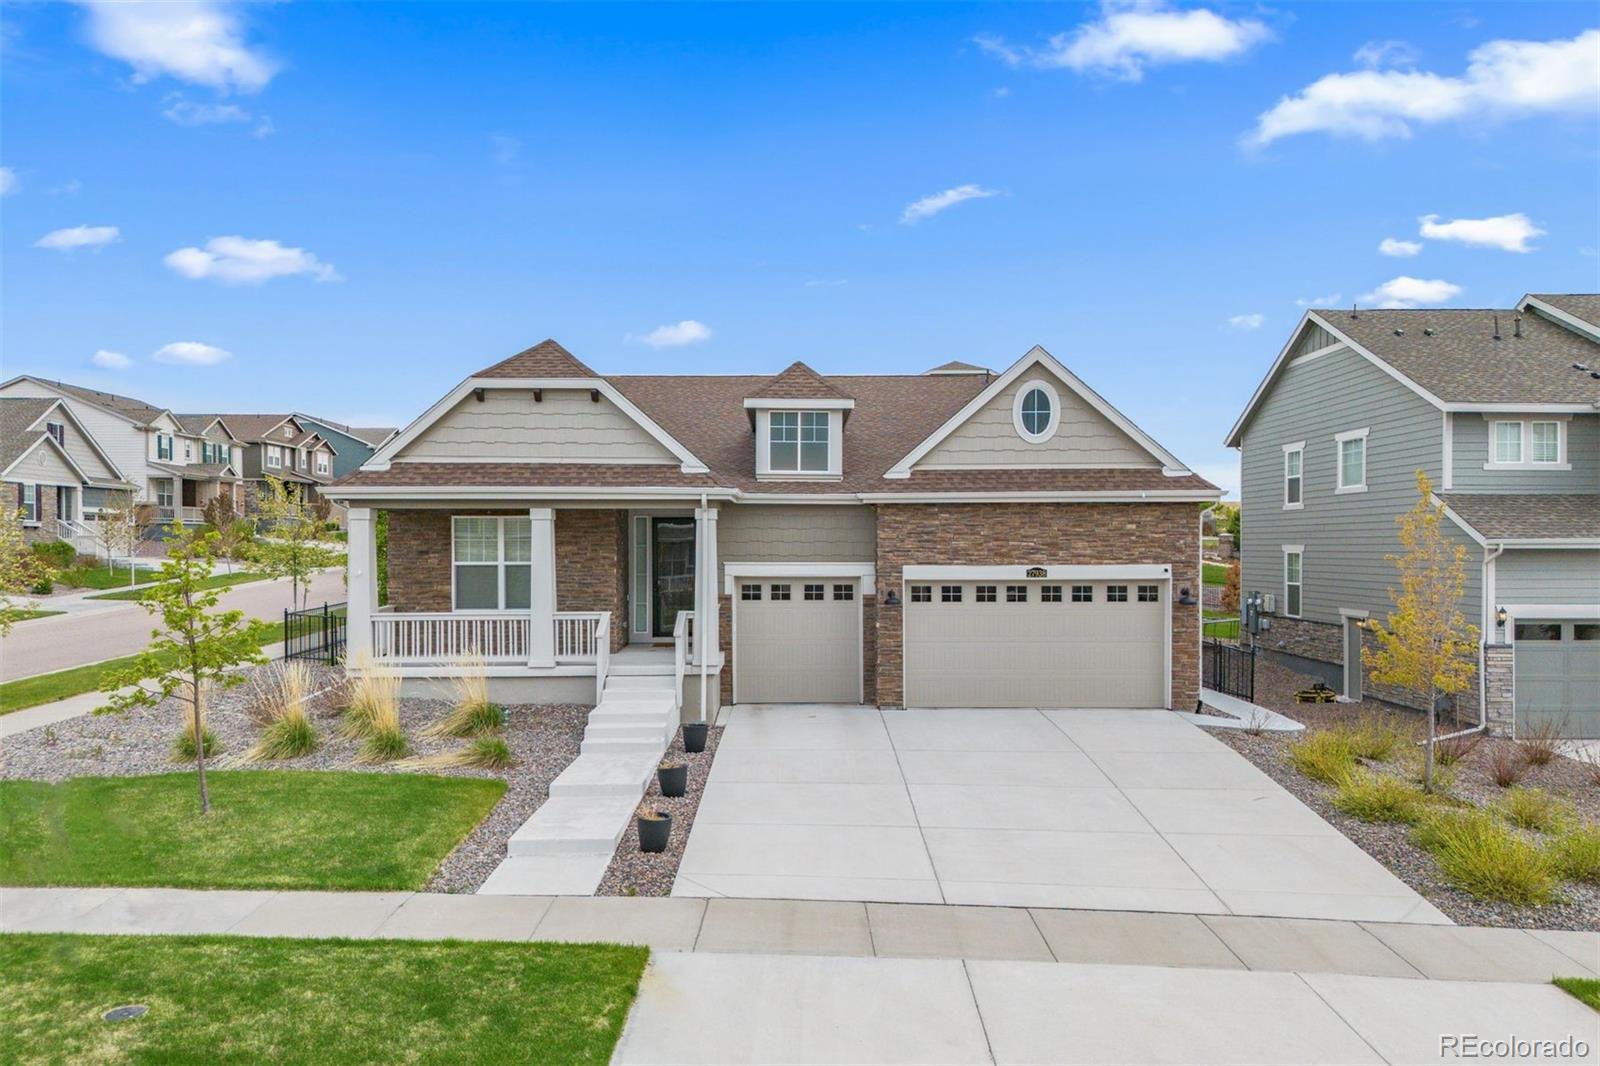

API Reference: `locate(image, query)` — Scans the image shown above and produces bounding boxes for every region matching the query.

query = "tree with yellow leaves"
[1363,471,1480,792]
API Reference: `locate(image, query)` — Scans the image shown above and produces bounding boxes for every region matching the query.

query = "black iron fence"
[284,601,347,665]
[1202,637,1255,701]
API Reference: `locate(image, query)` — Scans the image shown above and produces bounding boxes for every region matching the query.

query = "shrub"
[1431,731,1482,768]
[1331,771,1428,824]
[1413,809,1560,905]
[31,539,77,568]
[341,657,401,740]
[29,575,53,594]
[1519,720,1562,767]
[1487,744,1529,788]
[172,725,221,761]
[1549,825,1600,884]
[248,660,313,726]
[251,712,318,761]
[422,657,505,738]
[461,735,515,769]
[1288,729,1358,785]
[359,725,409,763]
[1349,714,1413,762]
[1498,788,1572,834]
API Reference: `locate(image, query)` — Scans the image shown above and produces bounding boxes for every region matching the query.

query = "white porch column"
[345,507,376,662]
[693,505,719,668]
[528,507,556,668]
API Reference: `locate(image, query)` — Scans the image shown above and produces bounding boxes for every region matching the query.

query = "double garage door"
[904,579,1166,708]
[1514,620,1600,739]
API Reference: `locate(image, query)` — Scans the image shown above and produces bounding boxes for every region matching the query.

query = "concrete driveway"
[673,706,1448,924]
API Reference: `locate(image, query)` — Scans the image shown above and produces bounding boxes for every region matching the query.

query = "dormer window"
[743,360,854,480]
[770,411,829,473]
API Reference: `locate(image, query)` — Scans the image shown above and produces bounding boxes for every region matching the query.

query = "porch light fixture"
[1177,587,1196,605]
[883,588,901,607]
[533,388,543,403]
[1496,606,1508,627]
[473,387,485,403]
[589,389,601,403]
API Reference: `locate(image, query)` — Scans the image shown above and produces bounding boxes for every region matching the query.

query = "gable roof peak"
[476,338,596,379]
[747,360,852,402]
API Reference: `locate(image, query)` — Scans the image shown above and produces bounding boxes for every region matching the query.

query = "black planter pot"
[658,764,688,797]
[637,812,671,853]
[683,722,709,753]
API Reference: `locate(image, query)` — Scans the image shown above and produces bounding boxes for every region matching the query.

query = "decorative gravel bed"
[0,662,588,895]
[1210,658,1599,931]
[595,725,723,897]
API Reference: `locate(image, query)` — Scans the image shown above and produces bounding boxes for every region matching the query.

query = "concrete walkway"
[4,888,1592,982]
[673,706,1444,923]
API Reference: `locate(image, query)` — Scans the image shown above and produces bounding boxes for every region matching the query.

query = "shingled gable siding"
[383,508,628,651]
[872,502,1201,709]
[395,389,678,465]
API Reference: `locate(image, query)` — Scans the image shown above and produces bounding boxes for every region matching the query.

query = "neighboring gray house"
[292,414,396,479]
[1227,293,1600,738]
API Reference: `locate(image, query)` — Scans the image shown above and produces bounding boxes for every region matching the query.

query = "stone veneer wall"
[872,502,1202,710]
[384,507,627,651]
[9,482,61,546]
[1483,643,1514,736]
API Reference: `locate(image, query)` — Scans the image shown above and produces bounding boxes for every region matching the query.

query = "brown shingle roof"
[926,360,992,375]
[209,414,299,442]
[0,398,59,472]
[477,339,595,378]
[25,378,166,424]
[747,361,852,402]
[1528,294,1600,329]
[1440,493,1600,541]
[337,463,719,489]
[1315,306,1600,405]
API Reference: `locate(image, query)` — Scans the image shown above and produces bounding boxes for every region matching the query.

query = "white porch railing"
[155,506,204,525]
[594,613,611,705]
[673,610,693,714]
[370,610,610,667]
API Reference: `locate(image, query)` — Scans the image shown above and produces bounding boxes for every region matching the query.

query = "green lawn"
[87,570,269,602]
[1203,609,1240,640]
[0,623,285,715]
[54,564,150,590]
[8,609,65,623]
[1202,561,1230,586]
[0,771,506,890]
[1,933,646,1066]
[1556,977,1600,1011]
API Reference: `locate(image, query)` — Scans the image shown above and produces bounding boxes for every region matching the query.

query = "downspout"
[1437,542,1502,742]
[700,492,709,724]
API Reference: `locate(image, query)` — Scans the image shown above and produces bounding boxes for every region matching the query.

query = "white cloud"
[77,0,278,93]
[1359,276,1463,309]
[153,341,231,366]
[161,94,272,135]
[1249,29,1599,145]
[1418,212,1544,253]
[0,167,16,196]
[91,349,132,370]
[635,320,712,348]
[164,236,341,284]
[977,2,1271,81]
[1353,40,1419,69]
[1295,292,1341,307]
[1227,313,1264,330]
[1378,237,1422,257]
[900,184,1000,224]
[35,224,120,250]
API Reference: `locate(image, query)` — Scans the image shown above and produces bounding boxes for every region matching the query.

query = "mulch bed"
[595,724,723,897]
[0,662,589,895]
[1211,657,1599,931]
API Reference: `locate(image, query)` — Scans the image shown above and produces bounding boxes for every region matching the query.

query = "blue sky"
[4,2,1597,495]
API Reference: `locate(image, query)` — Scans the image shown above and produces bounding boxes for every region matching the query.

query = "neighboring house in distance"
[0,397,136,544]
[326,339,1217,720]
[1227,293,1600,739]
[200,414,338,514]
[293,414,396,480]
[0,377,245,527]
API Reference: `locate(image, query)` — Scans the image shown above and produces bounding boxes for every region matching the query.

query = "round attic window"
[1013,380,1060,444]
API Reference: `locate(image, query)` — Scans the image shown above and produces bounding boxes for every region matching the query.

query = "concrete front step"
[476,853,612,895]
[604,674,677,689]
[588,706,674,727]
[584,723,669,745]
[581,736,669,755]
[548,751,663,799]
[506,793,642,856]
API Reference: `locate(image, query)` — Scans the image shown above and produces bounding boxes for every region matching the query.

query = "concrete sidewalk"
[4,888,1593,985]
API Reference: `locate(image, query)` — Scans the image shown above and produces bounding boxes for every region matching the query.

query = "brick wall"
[7,481,61,546]
[385,508,627,650]
[873,502,1202,709]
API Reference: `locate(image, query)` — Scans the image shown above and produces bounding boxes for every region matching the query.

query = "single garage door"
[733,579,862,704]
[1514,621,1600,739]
[904,579,1166,708]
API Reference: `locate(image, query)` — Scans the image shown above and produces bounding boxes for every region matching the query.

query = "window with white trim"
[768,411,830,473]
[1284,549,1303,618]
[156,434,173,460]
[155,479,174,509]
[1531,421,1560,464]
[45,422,65,445]
[1492,421,1523,464]
[266,447,282,469]
[452,516,531,611]
[315,452,330,475]
[184,441,193,461]
[1012,379,1061,443]
[1283,443,1303,508]
[20,484,37,523]
[1336,430,1367,492]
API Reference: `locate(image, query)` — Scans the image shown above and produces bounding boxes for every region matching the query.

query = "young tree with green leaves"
[201,495,254,574]
[253,477,342,612]
[90,490,145,587]
[0,506,55,635]
[1363,472,1481,793]
[99,525,271,813]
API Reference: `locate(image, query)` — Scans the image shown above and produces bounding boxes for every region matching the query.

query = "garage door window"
[1041,585,1062,602]
[1137,585,1160,603]
[976,585,997,603]
[910,585,931,603]
[1576,624,1599,641]
[741,583,761,601]
[833,584,854,600]
[771,584,792,601]
[1072,585,1092,602]
[804,584,825,601]
[1106,585,1128,603]
[1516,623,1561,641]
[1006,585,1027,603]
[941,585,963,603]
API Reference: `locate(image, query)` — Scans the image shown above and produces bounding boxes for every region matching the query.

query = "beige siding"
[918,367,1158,469]
[398,389,677,464]
[52,423,118,482]
[5,441,80,485]
[718,504,876,563]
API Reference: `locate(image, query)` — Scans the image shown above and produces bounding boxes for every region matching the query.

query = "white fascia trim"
[1502,604,1600,622]
[1337,607,1370,620]
[326,485,740,502]
[734,493,862,504]
[1429,496,1490,547]
[1515,295,1600,344]
[366,376,711,475]
[886,345,1190,478]
[26,399,130,483]
[858,489,1220,503]
[1334,427,1370,443]
[390,456,678,466]
[0,433,94,485]
[741,397,855,410]
[1494,538,1600,550]
[723,561,875,596]
[903,563,1171,581]
[1441,412,1453,490]
[1448,403,1594,414]
[1286,342,1345,368]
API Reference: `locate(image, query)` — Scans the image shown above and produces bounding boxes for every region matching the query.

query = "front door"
[651,517,695,639]
[182,479,198,507]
